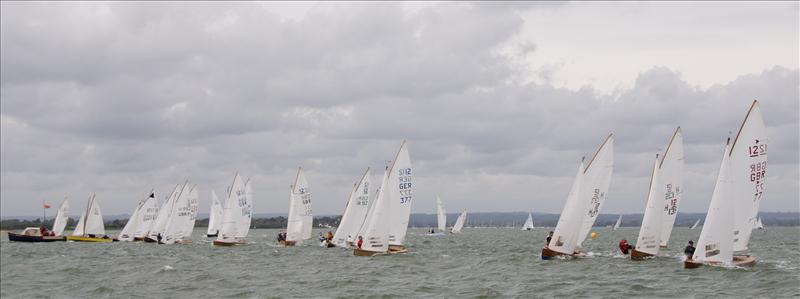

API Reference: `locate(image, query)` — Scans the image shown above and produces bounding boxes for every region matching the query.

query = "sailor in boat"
[277,231,286,243]
[156,233,162,244]
[545,231,553,245]
[618,239,633,255]
[356,235,363,249]
[683,241,695,259]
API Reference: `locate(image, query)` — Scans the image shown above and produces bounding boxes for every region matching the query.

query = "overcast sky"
[1,2,798,218]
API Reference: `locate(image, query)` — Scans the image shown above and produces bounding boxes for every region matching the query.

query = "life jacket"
[619,240,630,254]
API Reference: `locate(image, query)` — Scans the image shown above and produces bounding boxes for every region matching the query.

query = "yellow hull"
[66,236,113,242]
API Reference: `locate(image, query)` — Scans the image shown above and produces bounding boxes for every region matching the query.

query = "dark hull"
[630,248,655,260]
[7,232,65,242]
[206,234,218,237]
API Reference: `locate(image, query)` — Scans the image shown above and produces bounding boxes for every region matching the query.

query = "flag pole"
[42,199,46,227]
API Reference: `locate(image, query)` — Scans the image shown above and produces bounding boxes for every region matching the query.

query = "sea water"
[2,227,798,298]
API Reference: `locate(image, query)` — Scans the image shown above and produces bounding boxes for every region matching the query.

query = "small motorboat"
[7,227,66,242]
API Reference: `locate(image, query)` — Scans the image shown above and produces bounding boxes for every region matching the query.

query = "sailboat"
[163,184,199,244]
[686,100,767,269]
[541,134,614,260]
[206,190,223,237]
[213,172,252,246]
[425,196,447,236]
[133,193,159,241]
[613,216,622,230]
[690,219,701,229]
[283,168,312,246]
[67,193,111,242]
[118,191,155,241]
[332,168,372,247]
[387,141,413,253]
[451,210,467,234]
[521,212,534,231]
[630,127,684,259]
[353,166,391,256]
[145,183,185,243]
[7,198,69,242]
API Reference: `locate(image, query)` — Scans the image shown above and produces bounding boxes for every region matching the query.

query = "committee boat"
[8,198,70,242]
[541,134,614,260]
[282,168,312,246]
[630,127,684,260]
[686,100,767,269]
[213,172,253,246]
[332,168,372,247]
[67,193,112,242]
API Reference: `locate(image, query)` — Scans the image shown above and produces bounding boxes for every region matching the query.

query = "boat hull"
[630,249,655,260]
[143,237,159,243]
[684,255,756,269]
[280,240,296,246]
[540,247,582,260]
[353,248,383,256]
[388,244,407,253]
[66,236,113,243]
[7,232,66,242]
[206,234,218,237]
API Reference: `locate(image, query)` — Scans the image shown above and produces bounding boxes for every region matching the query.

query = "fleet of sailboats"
[630,127,684,260]
[686,100,767,269]
[542,134,614,260]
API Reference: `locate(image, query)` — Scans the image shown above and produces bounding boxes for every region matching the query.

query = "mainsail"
[133,193,158,239]
[52,198,69,236]
[72,193,104,236]
[355,168,391,253]
[147,184,182,240]
[451,210,467,233]
[118,194,147,241]
[633,156,662,256]
[333,168,372,247]
[436,196,447,232]
[287,168,312,243]
[692,142,734,265]
[207,190,223,236]
[729,101,768,252]
[658,127,685,247]
[215,172,249,243]
[387,141,413,246]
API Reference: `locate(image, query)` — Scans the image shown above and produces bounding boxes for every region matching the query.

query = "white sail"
[134,193,158,239]
[355,168,391,253]
[451,210,467,233]
[147,184,181,240]
[72,194,104,236]
[207,190,223,236]
[388,141,413,246]
[216,172,248,243]
[548,162,585,255]
[755,217,764,229]
[72,207,87,236]
[521,213,534,230]
[693,142,734,265]
[436,196,447,232]
[577,135,614,247]
[729,101,768,252]
[634,157,662,255]
[333,168,372,247]
[236,180,252,238]
[163,183,192,244]
[690,219,701,229]
[613,215,622,230]
[658,127,685,247]
[52,199,69,236]
[118,197,145,241]
[287,168,312,242]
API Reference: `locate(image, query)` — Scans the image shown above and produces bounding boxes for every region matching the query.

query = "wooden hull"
[353,248,383,256]
[630,249,656,260]
[143,237,158,243]
[213,239,247,246]
[541,247,583,260]
[7,232,65,242]
[280,240,296,246]
[684,255,756,269]
[66,236,113,243]
[388,244,406,253]
[133,237,145,242]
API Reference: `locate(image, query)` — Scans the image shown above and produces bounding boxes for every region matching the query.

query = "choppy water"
[2,227,799,298]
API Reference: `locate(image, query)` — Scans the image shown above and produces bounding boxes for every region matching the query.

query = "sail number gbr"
[398,167,412,204]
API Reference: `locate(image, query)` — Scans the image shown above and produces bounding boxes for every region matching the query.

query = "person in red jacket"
[357,235,364,249]
[619,239,633,254]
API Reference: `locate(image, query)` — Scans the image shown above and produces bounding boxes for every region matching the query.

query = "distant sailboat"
[52,198,69,237]
[521,212,534,231]
[542,134,614,260]
[631,127,684,260]
[163,184,199,244]
[425,196,447,236]
[67,193,111,242]
[213,172,252,246]
[451,210,467,234]
[284,168,312,246]
[133,192,158,241]
[613,215,622,230]
[332,168,372,247]
[755,217,764,230]
[690,219,701,229]
[118,191,155,241]
[207,190,223,237]
[686,100,767,269]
